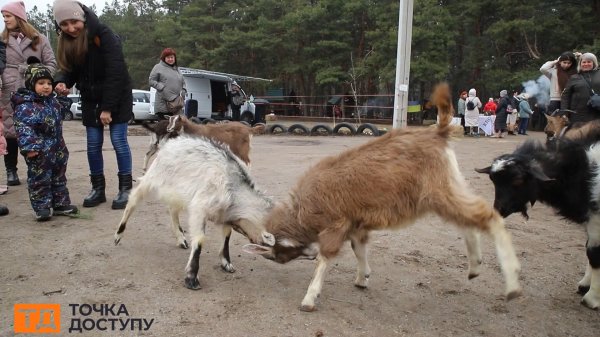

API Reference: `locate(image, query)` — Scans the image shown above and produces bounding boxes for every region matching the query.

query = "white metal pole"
[392,0,414,129]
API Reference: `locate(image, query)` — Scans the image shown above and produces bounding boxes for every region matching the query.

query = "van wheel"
[310,124,333,136]
[128,117,137,125]
[288,124,310,135]
[190,117,202,124]
[356,123,380,136]
[240,111,254,124]
[63,111,73,121]
[268,124,287,134]
[239,121,251,127]
[333,122,356,135]
[201,118,217,124]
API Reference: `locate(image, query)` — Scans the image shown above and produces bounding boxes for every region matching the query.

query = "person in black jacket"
[53,0,133,210]
[491,90,509,138]
[561,52,600,124]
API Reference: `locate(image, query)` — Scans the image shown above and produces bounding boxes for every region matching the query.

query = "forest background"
[25,0,600,117]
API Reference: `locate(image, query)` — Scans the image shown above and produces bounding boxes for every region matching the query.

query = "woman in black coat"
[491,90,509,138]
[53,0,133,210]
[561,52,600,124]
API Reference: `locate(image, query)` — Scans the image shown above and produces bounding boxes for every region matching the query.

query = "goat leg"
[581,220,600,309]
[350,236,371,289]
[219,225,235,273]
[300,255,329,312]
[463,229,483,279]
[168,205,188,249]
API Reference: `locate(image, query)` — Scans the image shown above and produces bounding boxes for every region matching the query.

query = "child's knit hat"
[24,57,53,91]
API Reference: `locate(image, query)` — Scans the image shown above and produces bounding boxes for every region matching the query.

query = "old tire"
[201,118,217,124]
[268,124,288,134]
[190,117,202,124]
[240,111,254,124]
[357,123,380,136]
[288,124,310,135]
[333,122,356,135]
[310,124,333,136]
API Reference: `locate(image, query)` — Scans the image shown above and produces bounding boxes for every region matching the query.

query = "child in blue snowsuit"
[11,60,78,221]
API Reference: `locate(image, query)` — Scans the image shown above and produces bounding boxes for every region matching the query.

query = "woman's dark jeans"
[86,123,132,175]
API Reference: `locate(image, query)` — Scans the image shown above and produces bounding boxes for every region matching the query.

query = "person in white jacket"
[464,88,482,137]
[540,51,579,113]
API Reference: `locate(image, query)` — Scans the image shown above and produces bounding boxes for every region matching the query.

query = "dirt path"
[0,122,598,336]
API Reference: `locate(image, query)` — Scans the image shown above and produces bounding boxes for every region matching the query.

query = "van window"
[133,92,149,103]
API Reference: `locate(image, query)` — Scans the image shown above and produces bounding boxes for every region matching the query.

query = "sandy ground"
[0,121,598,337]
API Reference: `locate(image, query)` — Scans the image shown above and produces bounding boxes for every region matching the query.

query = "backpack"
[466,99,475,110]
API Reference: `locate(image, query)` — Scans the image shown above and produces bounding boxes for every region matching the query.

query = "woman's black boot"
[83,174,106,207]
[112,174,132,210]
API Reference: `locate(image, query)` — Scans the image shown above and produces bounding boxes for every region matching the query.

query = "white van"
[149,67,266,124]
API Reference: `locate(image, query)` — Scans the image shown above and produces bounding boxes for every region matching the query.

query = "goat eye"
[512,179,524,186]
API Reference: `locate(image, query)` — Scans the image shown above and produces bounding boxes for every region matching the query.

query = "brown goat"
[544,111,600,142]
[141,120,179,172]
[166,116,252,165]
[244,83,522,311]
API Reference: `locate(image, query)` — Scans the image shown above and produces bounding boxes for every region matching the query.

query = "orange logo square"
[14,304,60,334]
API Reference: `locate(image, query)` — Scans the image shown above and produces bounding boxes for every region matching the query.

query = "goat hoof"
[184,277,201,290]
[299,304,317,312]
[114,236,121,245]
[221,263,235,273]
[581,293,600,309]
[577,285,590,295]
[505,288,522,301]
[179,240,189,249]
[468,272,480,280]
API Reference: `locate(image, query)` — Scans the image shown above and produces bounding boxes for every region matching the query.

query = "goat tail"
[431,82,455,137]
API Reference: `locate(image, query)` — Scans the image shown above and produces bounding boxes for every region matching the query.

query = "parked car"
[71,90,157,123]
[131,89,158,124]
[67,94,81,120]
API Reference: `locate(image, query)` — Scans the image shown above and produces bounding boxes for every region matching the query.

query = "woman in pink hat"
[1,1,56,187]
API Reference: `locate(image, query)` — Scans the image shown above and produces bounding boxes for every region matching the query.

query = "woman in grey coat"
[149,48,186,118]
[1,1,56,186]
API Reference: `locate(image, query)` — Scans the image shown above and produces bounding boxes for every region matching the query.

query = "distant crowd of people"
[456,51,599,138]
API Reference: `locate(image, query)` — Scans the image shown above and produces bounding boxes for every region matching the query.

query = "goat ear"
[475,166,492,174]
[242,244,272,255]
[529,161,553,181]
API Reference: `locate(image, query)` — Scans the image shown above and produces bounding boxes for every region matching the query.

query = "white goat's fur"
[115,135,274,288]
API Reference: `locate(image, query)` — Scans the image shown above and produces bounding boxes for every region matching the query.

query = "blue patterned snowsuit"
[11,89,72,212]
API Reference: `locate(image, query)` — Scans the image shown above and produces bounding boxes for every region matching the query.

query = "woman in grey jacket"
[149,48,186,118]
[1,1,56,186]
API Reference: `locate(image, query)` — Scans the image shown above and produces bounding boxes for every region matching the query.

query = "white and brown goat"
[244,83,522,311]
[114,136,275,289]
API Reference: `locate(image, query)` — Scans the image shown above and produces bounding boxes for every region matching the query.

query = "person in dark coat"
[53,0,133,210]
[561,52,600,124]
[491,90,509,138]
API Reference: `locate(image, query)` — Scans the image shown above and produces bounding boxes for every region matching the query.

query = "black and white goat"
[476,133,600,310]
[114,135,275,289]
